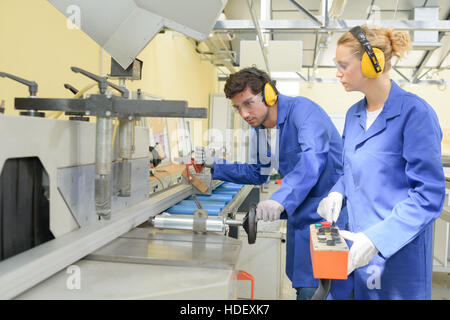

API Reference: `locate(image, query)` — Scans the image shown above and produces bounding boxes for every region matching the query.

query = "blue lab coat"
[328,81,446,300]
[212,94,345,288]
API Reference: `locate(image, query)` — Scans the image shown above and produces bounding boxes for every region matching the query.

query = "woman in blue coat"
[317,25,446,299]
[197,67,345,299]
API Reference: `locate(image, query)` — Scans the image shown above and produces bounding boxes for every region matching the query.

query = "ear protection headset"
[242,68,279,106]
[349,26,385,79]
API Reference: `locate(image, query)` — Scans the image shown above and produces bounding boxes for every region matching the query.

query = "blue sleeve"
[211,158,270,185]
[211,128,271,185]
[364,102,446,259]
[270,109,329,216]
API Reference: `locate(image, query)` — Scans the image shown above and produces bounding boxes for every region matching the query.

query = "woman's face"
[335,45,367,92]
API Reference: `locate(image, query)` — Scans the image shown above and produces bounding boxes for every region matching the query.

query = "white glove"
[317,192,343,222]
[194,147,215,168]
[339,230,378,275]
[256,200,284,222]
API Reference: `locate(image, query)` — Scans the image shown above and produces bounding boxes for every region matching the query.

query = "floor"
[259,182,450,300]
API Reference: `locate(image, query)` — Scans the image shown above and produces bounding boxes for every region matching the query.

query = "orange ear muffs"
[263,81,278,106]
[242,68,278,106]
[349,26,385,79]
[361,47,385,79]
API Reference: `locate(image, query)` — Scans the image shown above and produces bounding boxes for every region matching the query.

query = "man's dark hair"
[224,67,271,99]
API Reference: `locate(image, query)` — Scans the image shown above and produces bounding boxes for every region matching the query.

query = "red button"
[321,221,332,227]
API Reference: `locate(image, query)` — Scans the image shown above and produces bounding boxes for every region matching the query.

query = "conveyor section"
[166,182,244,216]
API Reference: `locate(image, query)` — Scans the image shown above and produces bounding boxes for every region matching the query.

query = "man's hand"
[194,147,215,168]
[339,230,379,275]
[317,192,343,222]
[256,200,284,222]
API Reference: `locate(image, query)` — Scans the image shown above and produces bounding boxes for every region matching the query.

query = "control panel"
[310,222,348,280]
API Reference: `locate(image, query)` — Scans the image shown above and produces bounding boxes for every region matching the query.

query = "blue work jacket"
[212,94,345,287]
[328,81,446,300]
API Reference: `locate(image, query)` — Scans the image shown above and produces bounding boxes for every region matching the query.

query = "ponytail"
[338,25,411,72]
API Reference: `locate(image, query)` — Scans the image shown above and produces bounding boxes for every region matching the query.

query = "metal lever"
[0,72,38,96]
[64,83,79,95]
[71,67,107,94]
[70,67,129,98]
[191,194,203,210]
[106,80,129,99]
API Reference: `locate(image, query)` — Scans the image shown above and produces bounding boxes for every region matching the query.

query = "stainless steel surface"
[87,228,241,270]
[118,160,132,197]
[95,117,113,175]
[117,105,133,197]
[95,116,113,218]
[224,219,243,226]
[58,158,150,227]
[0,183,194,299]
[193,209,209,233]
[151,215,226,233]
[95,174,112,219]
[16,259,236,300]
[119,120,133,159]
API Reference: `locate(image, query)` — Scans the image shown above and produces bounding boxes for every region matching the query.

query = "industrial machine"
[0,0,266,300]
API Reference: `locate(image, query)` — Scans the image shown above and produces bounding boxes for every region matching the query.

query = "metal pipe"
[118,119,133,197]
[95,116,113,219]
[119,120,133,159]
[246,0,271,75]
[214,19,450,32]
[151,215,226,233]
[289,0,323,26]
[224,219,243,227]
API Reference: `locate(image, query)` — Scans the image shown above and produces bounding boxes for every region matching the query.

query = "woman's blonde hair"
[337,25,411,72]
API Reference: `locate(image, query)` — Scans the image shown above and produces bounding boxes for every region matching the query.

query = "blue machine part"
[216,182,244,191]
[165,183,245,216]
[178,200,226,208]
[187,194,233,202]
[165,204,222,216]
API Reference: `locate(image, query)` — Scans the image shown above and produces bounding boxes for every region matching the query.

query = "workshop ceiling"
[197,0,450,83]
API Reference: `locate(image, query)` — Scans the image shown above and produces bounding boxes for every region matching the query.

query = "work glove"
[317,192,343,222]
[194,146,215,168]
[339,230,379,275]
[256,200,284,222]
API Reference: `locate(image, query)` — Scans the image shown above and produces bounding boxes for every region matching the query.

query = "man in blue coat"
[196,67,345,299]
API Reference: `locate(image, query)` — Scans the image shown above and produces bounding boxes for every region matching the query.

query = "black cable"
[311,278,331,300]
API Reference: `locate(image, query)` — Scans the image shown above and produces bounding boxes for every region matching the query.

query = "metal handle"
[0,72,38,96]
[71,66,107,94]
[64,83,79,95]
[106,80,129,98]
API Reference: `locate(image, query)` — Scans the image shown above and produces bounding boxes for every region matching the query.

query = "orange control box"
[310,223,348,280]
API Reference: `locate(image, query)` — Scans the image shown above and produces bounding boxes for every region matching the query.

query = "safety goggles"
[232,91,263,112]
[333,51,360,71]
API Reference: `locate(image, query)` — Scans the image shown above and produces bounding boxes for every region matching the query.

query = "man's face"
[231,87,269,128]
